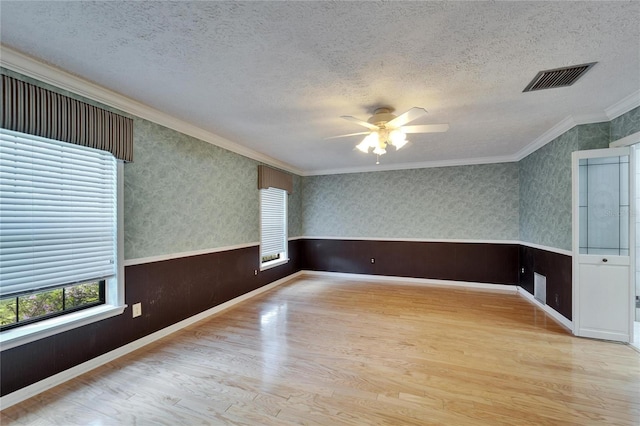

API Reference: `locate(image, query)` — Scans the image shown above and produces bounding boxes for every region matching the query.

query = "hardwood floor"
[2,276,639,425]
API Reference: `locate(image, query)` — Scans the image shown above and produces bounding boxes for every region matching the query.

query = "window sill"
[0,304,126,352]
[260,258,290,271]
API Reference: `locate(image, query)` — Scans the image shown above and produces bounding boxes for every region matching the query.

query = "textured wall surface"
[302,163,519,240]
[124,128,304,259]
[124,120,261,259]
[610,106,640,141]
[288,174,303,238]
[519,122,610,251]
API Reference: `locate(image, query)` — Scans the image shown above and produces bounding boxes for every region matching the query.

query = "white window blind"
[0,128,117,297]
[260,187,287,261]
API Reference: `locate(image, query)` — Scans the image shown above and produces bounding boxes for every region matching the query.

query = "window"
[0,281,105,330]
[0,128,125,348]
[260,187,288,269]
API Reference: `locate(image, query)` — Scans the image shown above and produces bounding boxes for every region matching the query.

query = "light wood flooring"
[2,276,639,425]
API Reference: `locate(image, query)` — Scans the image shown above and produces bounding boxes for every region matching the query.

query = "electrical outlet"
[370,258,375,264]
[555,294,559,306]
[521,267,525,274]
[254,269,258,276]
[132,303,142,318]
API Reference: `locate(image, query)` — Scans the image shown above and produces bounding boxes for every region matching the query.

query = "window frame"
[259,187,289,271]
[0,133,126,351]
[0,280,106,332]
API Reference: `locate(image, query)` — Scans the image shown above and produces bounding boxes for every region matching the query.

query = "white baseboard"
[301,270,518,293]
[0,271,303,410]
[517,286,573,331]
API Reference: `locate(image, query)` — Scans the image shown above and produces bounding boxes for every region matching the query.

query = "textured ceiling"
[1,1,639,174]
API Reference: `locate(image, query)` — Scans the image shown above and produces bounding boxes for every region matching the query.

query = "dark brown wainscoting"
[0,241,301,397]
[518,245,572,320]
[301,239,520,285]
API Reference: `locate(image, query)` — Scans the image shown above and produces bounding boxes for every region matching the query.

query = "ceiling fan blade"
[385,107,428,128]
[325,131,370,140]
[402,124,449,134]
[341,115,379,130]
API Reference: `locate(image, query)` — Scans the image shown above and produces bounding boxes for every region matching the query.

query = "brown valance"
[258,165,293,194]
[1,74,133,162]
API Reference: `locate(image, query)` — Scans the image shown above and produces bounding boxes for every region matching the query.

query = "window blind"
[0,128,117,297]
[260,187,287,261]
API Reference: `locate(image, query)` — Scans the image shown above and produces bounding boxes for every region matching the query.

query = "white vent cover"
[534,272,547,305]
[523,62,597,92]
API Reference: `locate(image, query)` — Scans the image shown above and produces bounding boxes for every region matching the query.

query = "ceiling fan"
[329,107,449,164]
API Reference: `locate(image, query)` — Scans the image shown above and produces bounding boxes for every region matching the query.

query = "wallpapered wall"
[519,122,611,251]
[611,106,639,141]
[302,164,520,240]
[124,120,256,259]
[1,69,303,261]
[289,174,303,237]
[124,125,303,259]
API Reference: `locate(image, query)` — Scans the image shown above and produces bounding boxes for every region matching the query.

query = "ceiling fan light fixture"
[365,131,379,148]
[393,138,408,151]
[372,146,386,156]
[389,129,407,149]
[355,140,370,153]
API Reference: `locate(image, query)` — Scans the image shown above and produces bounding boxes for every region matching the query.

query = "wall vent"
[523,62,597,92]
[534,272,547,305]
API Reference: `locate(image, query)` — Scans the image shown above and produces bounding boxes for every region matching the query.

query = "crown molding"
[303,154,517,176]
[572,112,610,125]
[513,116,578,161]
[0,45,304,176]
[605,90,640,120]
[512,91,639,162]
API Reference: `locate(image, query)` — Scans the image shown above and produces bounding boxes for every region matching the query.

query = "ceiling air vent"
[523,62,597,92]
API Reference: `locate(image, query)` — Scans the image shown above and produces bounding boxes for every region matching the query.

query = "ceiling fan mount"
[328,106,449,164]
[367,107,397,127]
